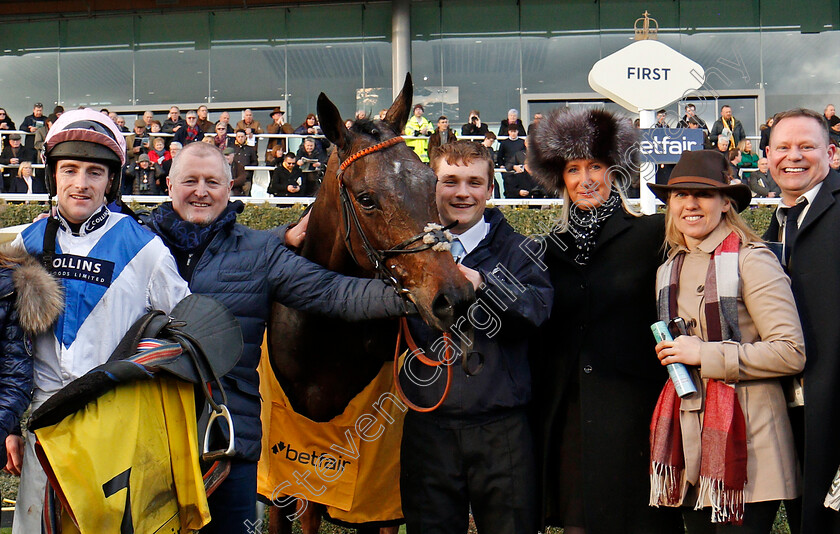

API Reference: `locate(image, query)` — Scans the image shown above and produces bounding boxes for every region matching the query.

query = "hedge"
[0,201,777,238]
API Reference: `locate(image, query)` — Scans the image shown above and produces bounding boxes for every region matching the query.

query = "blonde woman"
[10,162,46,194]
[648,150,804,532]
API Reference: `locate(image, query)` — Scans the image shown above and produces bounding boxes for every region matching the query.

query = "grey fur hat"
[527,108,639,195]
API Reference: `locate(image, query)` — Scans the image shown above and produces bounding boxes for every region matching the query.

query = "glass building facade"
[0,0,837,135]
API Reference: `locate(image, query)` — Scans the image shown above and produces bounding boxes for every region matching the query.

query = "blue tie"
[450,239,465,262]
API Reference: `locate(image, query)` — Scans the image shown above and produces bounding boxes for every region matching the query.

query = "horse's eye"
[357,193,376,210]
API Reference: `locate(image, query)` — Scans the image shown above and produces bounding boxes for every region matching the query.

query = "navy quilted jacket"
[0,267,32,440]
[146,218,408,461]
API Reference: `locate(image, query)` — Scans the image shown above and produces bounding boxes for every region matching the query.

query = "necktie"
[781,199,809,266]
[449,239,465,263]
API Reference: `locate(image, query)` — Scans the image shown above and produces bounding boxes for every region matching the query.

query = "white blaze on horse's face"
[435,159,493,234]
[393,161,401,175]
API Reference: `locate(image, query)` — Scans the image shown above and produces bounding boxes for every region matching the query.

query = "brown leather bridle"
[336,135,457,412]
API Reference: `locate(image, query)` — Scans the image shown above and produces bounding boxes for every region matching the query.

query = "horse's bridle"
[336,135,455,297]
[335,134,467,412]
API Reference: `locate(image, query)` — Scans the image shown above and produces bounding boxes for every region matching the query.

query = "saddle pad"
[257,339,406,523]
[34,376,210,533]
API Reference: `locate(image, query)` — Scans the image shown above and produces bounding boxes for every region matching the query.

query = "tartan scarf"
[650,230,748,525]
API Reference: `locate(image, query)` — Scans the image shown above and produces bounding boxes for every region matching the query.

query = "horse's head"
[315,74,475,331]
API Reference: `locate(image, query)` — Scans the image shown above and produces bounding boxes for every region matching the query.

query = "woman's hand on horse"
[4,434,23,476]
[285,211,311,249]
[655,335,702,367]
[457,264,483,291]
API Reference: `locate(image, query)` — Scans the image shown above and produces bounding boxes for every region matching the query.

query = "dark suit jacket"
[764,170,840,533]
[9,176,47,193]
[0,145,37,166]
[498,119,526,137]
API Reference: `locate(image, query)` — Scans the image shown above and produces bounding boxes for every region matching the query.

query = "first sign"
[588,40,704,112]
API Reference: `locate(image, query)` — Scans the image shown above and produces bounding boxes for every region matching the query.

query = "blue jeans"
[202,460,259,533]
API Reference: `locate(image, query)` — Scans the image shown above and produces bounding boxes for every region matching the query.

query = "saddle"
[30,294,244,494]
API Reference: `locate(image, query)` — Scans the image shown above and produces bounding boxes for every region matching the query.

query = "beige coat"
[659,222,806,505]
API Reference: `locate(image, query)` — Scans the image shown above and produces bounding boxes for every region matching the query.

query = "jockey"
[9,108,191,533]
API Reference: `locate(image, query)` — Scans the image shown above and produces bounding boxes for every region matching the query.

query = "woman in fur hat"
[528,108,684,534]
[0,246,62,473]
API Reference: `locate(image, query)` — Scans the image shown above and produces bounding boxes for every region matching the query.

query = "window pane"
[0,21,59,121]
[133,13,210,106]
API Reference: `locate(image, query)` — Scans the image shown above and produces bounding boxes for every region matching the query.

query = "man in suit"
[763,107,840,534]
[399,139,552,534]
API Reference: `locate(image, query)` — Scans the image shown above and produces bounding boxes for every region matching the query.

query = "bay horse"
[267,74,475,534]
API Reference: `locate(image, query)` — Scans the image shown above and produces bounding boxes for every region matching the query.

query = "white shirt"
[453,217,490,258]
[775,181,823,243]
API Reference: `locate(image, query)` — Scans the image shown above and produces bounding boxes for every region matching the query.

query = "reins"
[336,135,457,412]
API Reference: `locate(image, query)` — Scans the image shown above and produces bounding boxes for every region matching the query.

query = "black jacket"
[710,117,746,145]
[295,145,328,168]
[461,122,489,137]
[162,117,187,135]
[531,210,683,533]
[9,176,47,194]
[20,114,46,149]
[498,119,526,137]
[172,126,203,146]
[764,170,840,533]
[496,138,525,168]
[0,145,37,166]
[399,207,553,420]
[269,165,303,197]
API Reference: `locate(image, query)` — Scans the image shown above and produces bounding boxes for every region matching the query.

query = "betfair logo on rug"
[271,441,351,474]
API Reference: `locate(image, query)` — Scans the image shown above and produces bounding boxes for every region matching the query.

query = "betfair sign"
[589,40,704,112]
[640,128,705,164]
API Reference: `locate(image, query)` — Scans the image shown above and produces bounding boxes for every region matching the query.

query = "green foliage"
[0,201,777,240]
[0,202,50,228]
[495,205,563,236]
[237,203,308,230]
[740,204,775,237]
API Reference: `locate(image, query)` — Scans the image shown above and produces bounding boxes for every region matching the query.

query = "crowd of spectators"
[3,101,840,200]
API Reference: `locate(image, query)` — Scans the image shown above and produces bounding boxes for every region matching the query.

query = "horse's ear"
[317,92,352,153]
[383,73,412,135]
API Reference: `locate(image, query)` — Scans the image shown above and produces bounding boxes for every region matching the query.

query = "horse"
[266,74,475,534]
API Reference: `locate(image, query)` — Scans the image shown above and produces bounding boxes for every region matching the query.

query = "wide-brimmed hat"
[270,107,285,117]
[648,150,752,212]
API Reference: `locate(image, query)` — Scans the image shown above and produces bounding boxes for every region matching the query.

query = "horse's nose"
[431,286,474,329]
[431,291,456,326]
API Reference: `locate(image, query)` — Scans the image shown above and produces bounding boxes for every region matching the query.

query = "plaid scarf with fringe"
[650,230,748,525]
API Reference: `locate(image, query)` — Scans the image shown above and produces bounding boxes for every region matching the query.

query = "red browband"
[339,136,405,173]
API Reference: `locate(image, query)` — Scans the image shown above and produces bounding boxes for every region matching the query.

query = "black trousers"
[400,409,537,534]
[682,500,781,534]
